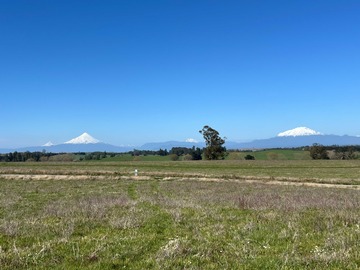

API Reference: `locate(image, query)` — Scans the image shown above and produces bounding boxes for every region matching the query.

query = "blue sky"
[1,0,360,148]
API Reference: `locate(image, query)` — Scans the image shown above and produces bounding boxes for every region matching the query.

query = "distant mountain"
[228,127,360,149]
[64,132,100,144]
[21,143,133,153]
[2,128,360,154]
[139,127,347,150]
[277,127,322,137]
[42,141,55,147]
[0,132,133,153]
[229,135,360,149]
[0,148,13,154]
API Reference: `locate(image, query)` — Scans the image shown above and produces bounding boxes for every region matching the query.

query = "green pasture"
[46,148,360,162]
[0,160,359,269]
[227,149,311,160]
[1,159,360,185]
[96,149,312,162]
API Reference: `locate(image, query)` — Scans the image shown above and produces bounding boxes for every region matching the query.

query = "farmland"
[0,160,359,269]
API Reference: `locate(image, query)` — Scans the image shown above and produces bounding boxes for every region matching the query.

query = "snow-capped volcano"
[42,141,54,147]
[64,132,100,144]
[185,138,199,143]
[277,127,322,137]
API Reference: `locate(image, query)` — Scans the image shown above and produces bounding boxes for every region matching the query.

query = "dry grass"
[0,161,359,269]
[2,159,360,182]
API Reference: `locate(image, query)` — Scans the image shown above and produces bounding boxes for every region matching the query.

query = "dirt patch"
[0,174,151,181]
[1,173,359,190]
[245,179,360,190]
[167,176,360,190]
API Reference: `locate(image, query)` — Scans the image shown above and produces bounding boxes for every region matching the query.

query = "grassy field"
[227,150,312,160]
[0,160,359,269]
[92,149,312,162]
[2,159,360,185]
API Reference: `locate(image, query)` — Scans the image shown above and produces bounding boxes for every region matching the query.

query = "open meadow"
[0,160,359,269]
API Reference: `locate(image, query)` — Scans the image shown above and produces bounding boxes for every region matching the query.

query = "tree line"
[0,151,58,162]
[0,147,204,162]
[130,146,203,160]
[307,144,358,160]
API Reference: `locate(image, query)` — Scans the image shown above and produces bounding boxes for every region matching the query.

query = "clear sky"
[1,0,360,148]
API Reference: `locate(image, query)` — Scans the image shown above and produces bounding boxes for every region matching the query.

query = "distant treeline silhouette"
[1,145,359,162]
[0,147,204,162]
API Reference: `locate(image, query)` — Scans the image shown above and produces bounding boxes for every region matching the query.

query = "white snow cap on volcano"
[64,132,100,144]
[42,141,54,147]
[277,127,322,137]
[185,138,199,143]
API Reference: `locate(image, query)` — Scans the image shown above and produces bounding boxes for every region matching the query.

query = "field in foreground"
[0,160,359,269]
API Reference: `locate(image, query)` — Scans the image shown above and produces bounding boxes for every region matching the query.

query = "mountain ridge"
[1,128,360,153]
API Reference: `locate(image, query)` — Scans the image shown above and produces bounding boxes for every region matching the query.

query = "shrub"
[183,154,193,161]
[169,154,179,161]
[244,154,255,160]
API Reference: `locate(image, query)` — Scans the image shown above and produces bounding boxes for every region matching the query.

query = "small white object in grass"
[134,169,138,176]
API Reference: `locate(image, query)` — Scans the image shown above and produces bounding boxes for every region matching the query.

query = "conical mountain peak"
[277,127,322,137]
[64,132,100,144]
[42,141,55,147]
